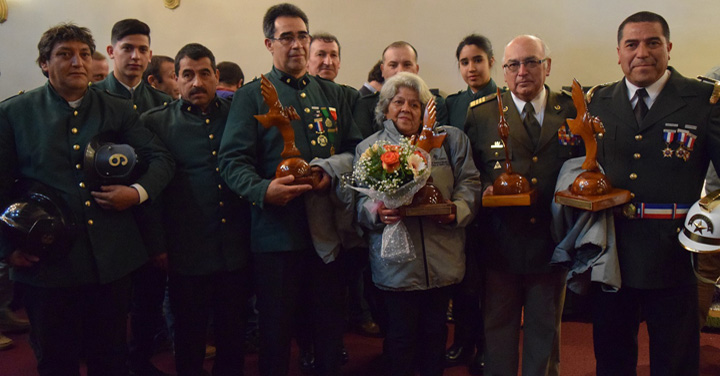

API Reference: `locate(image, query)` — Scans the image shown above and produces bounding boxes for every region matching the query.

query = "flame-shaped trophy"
[554,79,631,211]
[482,88,537,207]
[398,97,457,216]
[254,74,321,187]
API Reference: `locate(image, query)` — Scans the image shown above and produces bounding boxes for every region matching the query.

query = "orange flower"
[383,144,401,153]
[381,151,401,173]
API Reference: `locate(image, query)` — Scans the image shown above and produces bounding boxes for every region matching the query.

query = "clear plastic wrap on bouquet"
[349,149,432,264]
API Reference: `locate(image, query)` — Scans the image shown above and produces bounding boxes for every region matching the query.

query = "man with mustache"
[588,11,720,375]
[141,43,251,376]
[0,23,174,376]
[219,3,361,375]
[464,34,580,376]
[93,18,173,376]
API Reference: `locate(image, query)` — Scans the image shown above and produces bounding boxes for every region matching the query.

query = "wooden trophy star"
[254,74,320,187]
[482,88,537,207]
[554,79,631,211]
[400,97,457,217]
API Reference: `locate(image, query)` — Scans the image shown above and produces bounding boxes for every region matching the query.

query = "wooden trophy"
[399,97,457,217]
[554,79,631,211]
[482,88,537,207]
[254,75,320,187]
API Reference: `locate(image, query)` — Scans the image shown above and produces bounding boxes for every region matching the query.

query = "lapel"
[640,68,688,132]
[601,79,637,131]
[505,91,535,152]
[537,89,566,151]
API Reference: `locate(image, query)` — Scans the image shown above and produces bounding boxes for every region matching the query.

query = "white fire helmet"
[679,189,720,253]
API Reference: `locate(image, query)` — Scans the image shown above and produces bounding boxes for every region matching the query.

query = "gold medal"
[662,145,674,158]
[317,135,328,147]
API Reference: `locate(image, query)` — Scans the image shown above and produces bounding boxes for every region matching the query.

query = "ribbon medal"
[662,128,675,158]
[676,129,691,161]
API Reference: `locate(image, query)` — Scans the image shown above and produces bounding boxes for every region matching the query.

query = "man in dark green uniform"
[93,18,173,376]
[218,4,361,376]
[142,43,251,376]
[464,35,581,376]
[307,32,359,112]
[588,12,720,376]
[0,23,174,376]
[353,41,448,138]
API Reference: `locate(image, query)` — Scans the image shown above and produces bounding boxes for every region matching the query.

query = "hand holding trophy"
[254,74,321,187]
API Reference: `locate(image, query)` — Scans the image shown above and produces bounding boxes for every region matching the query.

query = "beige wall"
[1,0,719,100]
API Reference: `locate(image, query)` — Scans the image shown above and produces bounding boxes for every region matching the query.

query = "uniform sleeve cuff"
[131,183,149,204]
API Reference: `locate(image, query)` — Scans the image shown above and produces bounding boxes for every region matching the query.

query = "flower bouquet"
[351,137,431,263]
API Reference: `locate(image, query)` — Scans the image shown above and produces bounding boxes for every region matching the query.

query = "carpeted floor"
[2,318,720,376]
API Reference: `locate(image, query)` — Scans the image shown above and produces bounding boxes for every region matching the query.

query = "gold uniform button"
[71,128,78,134]
[205,119,210,124]
[494,152,499,157]
[532,156,538,163]
[531,177,538,184]
[219,201,225,207]
[630,192,635,198]
[209,134,214,140]
[79,182,86,188]
[633,153,641,159]
[87,219,94,226]
[187,106,192,111]
[676,227,681,233]
[635,134,642,141]
[85,201,91,207]
[304,108,310,113]
[73,110,78,116]
[300,93,307,98]
[221,218,227,224]
[597,133,604,139]
[218,184,222,190]
[629,173,638,180]
[73,144,80,150]
[133,104,137,110]
[308,124,314,129]
[215,167,220,172]
[75,164,82,170]
[311,140,317,145]
[530,217,537,224]
[212,150,217,156]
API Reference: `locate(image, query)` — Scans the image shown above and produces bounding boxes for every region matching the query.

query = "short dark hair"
[455,34,494,61]
[217,61,244,86]
[367,60,384,83]
[92,51,106,61]
[382,41,418,62]
[37,23,95,76]
[111,19,151,45]
[263,3,309,39]
[617,11,670,44]
[143,55,174,84]
[174,43,216,75]
[310,32,341,58]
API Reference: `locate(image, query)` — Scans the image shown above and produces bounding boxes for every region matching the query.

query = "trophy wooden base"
[399,203,457,217]
[482,189,537,207]
[554,188,632,211]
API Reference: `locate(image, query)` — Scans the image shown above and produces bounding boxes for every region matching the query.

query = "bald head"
[503,35,551,102]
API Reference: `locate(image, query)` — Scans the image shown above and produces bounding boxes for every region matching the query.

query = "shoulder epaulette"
[586,81,616,104]
[560,89,572,98]
[470,93,497,108]
[446,90,463,99]
[697,75,720,104]
[102,89,128,100]
[1,90,25,103]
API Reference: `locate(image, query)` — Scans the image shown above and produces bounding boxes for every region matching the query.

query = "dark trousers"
[168,267,251,376]
[592,283,700,376]
[449,239,484,351]
[128,262,168,369]
[21,276,132,376]
[383,286,452,376]
[254,250,345,376]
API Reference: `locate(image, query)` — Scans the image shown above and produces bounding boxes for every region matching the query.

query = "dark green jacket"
[93,72,171,113]
[0,82,175,287]
[445,79,499,131]
[218,67,361,253]
[353,91,449,139]
[142,98,250,276]
[465,88,582,274]
[590,67,720,289]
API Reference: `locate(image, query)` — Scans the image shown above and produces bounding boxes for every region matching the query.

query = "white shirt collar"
[510,86,548,126]
[625,69,670,108]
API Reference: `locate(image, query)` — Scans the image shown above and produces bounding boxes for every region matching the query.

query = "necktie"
[523,102,541,147]
[634,88,648,126]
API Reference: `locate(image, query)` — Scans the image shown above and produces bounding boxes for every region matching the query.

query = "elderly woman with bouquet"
[354,72,482,376]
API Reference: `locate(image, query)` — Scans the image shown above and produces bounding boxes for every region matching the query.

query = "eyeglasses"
[270,33,311,46]
[502,58,547,73]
